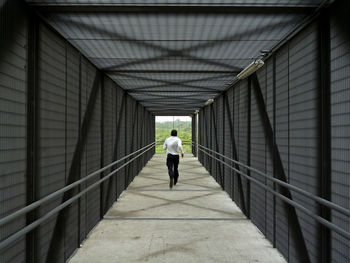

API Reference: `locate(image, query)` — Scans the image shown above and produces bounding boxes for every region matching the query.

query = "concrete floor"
[68,154,286,263]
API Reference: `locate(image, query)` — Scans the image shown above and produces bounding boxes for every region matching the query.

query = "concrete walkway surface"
[68,154,286,263]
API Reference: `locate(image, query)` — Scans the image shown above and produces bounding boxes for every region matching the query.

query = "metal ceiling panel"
[26,0,325,114]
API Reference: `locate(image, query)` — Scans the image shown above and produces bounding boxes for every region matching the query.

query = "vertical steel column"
[124,95,127,189]
[100,76,104,219]
[192,115,196,157]
[77,54,82,245]
[114,88,119,200]
[26,13,39,263]
[231,89,235,200]
[203,108,210,171]
[247,78,251,219]
[272,55,277,248]
[63,41,68,261]
[222,99,225,190]
[142,110,144,165]
[319,11,331,263]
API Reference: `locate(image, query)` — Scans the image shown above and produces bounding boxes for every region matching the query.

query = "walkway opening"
[155,116,192,154]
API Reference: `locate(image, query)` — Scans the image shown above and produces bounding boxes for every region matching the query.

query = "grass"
[156,120,192,154]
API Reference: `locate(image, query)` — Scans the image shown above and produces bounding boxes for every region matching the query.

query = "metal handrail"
[0,142,155,228]
[194,142,350,240]
[0,142,155,250]
[195,142,350,218]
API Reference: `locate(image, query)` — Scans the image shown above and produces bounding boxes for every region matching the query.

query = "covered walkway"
[69,154,285,263]
[1,0,350,262]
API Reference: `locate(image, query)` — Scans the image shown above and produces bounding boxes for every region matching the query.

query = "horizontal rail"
[195,143,350,240]
[156,141,192,144]
[0,142,155,250]
[0,142,155,228]
[195,143,350,218]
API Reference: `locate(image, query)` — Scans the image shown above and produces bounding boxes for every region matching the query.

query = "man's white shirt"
[163,136,184,155]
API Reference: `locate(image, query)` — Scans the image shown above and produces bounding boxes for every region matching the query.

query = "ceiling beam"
[139,98,205,102]
[143,101,201,106]
[152,113,194,116]
[31,4,316,14]
[150,109,194,113]
[105,69,239,74]
[128,90,221,93]
[148,105,197,109]
[131,93,211,99]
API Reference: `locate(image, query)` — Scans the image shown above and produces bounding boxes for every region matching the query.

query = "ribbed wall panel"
[217,97,225,189]
[289,22,319,263]
[64,44,80,259]
[79,58,88,242]
[238,80,248,210]
[250,80,266,235]
[275,46,290,260]
[125,95,133,186]
[116,87,126,197]
[102,77,116,212]
[37,23,66,263]
[330,11,350,263]
[0,6,27,262]
[265,59,274,243]
[85,64,101,233]
[233,83,242,207]
[224,89,233,199]
[1,6,153,261]
[197,11,350,263]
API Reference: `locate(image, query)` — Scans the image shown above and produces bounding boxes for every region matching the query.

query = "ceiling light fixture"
[205,99,214,106]
[237,59,264,80]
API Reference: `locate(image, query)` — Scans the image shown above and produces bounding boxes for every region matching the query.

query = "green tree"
[156,120,192,154]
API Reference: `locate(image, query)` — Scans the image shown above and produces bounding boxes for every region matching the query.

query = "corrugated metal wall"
[198,5,350,263]
[0,1,27,262]
[330,2,350,262]
[36,22,67,262]
[0,2,155,262]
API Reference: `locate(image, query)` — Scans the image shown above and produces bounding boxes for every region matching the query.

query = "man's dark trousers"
[166,153,179,184]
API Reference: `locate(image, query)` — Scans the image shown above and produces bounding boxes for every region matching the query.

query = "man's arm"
[178,139,184,157]
[163,139,167,150]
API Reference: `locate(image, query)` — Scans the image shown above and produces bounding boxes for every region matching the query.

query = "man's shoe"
[174,178,177,186]
[169,178,174,189]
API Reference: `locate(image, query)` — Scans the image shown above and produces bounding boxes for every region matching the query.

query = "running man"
[163,130,184,189]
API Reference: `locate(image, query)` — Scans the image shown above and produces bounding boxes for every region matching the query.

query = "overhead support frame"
[31,4,317,14]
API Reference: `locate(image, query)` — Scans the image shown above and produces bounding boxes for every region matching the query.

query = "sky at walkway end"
[156,116,191,123]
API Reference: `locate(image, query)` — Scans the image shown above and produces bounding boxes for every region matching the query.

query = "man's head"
[171,130,177,136]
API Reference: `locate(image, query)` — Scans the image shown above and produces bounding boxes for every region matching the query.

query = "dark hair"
[171,130,177,136]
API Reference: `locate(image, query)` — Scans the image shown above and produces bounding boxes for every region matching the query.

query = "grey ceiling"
[27,0,326,115]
